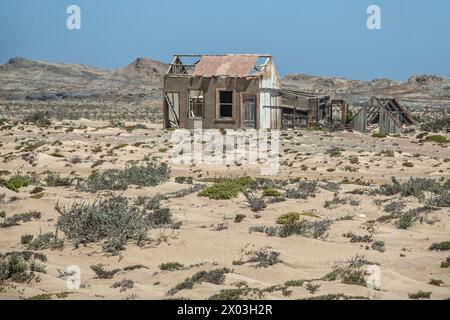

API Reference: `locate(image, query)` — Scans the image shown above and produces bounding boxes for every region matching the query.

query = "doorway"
[243,95,257,129]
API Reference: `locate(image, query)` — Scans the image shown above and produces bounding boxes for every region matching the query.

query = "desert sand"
[1,117,449,300]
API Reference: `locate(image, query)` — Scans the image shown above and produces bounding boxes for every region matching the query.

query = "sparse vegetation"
[251,217,333,239]
[372,133,387,139]
[233,247,281,269]
[1,174,31,193]
[159,262,184,271]
[111,279,134,292]
[56,195,168,253]
[429,241,450,251]
[285,180,318,199]
[440,257,450,268]
[77,163,170,192]
[167,268,231,296]
[408,291,432,299]
[198,182,243,200]
[90,264,121,279]
[23,111,52,126]
[323,255,373,287]
[0,251,47,283]
[372,241,386,253]
[428,279,444,287]
[45,172,71,187]
[276,212,300,225]
[262,189,282,197]
[26,231,64,251]
[424,135,448,144]
[0,211,41,228]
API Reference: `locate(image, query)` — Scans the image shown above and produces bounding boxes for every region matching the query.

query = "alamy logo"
[367,5,382,30]
[367,265,381,291]
[171,121,280,176]
[66,265,81,290]
[66,5,81,30]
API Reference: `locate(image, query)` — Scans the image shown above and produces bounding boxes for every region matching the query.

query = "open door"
[165,92,180,128]
[243,95,257,129]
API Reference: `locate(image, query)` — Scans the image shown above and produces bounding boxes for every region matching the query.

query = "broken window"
[219,91,233,119]
[189,90,203,118]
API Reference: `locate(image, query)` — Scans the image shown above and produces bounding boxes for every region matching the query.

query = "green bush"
[198,182,243,200]
[159,262,184,271]
[90,264,120,279]
[408,291,431,299]
[262,189,282,197]
[428,279,444,287]
[424,135,448,144]
[276,212,300,225]
[372,133,387,139]
[429,241,450,251]
[3,175,30,193]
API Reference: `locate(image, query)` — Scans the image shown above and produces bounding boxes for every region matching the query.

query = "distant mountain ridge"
[283,73,450,108]
[1,57,449,109]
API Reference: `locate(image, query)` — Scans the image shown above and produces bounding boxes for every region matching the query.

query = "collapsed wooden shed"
[349,97,416,134]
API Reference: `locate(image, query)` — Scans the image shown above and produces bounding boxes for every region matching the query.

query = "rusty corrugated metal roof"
[191,55,259,77]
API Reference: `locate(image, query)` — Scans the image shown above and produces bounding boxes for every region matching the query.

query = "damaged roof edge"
[166,54,274,77]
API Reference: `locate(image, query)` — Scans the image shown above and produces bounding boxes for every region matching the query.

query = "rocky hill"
[0,57,167,104]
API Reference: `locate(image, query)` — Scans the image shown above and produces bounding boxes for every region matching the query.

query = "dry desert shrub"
[56,195,176,253]
[323,255,374,287]
[285,180,318,199]
[0,211,41,228]
[167,268,231,296]
[233,246,282,269]
[0,251,47,283]
[76,162,170,192]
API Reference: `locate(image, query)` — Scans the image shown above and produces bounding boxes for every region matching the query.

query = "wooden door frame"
[240,93,259,129]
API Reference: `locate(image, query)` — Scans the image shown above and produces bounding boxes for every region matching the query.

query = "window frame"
[188,89,204,119]
[216,89,235,121]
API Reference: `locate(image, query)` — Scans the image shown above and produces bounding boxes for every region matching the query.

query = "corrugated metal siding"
[192,55,258,77]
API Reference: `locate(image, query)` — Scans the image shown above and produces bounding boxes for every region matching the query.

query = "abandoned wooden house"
[163,54,332,130]
[349,97,416,134]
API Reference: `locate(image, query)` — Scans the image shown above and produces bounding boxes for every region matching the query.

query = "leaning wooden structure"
[349,97,416,134]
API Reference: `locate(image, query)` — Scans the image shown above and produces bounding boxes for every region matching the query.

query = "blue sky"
[0,0,449,80]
